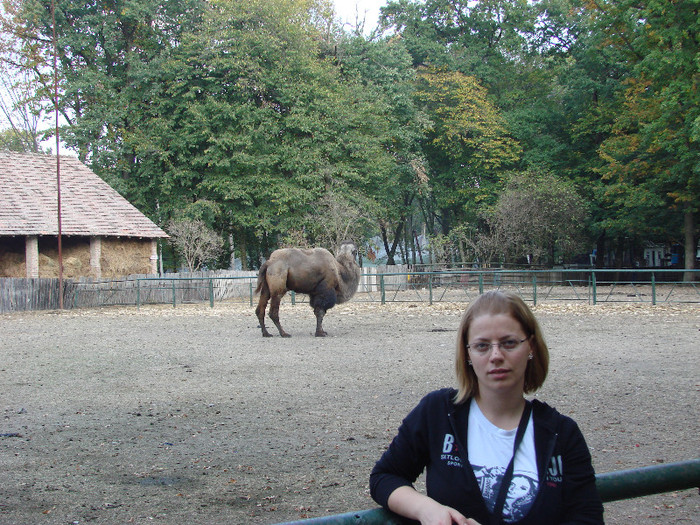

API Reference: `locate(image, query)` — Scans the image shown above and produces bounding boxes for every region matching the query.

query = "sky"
[333,0,389,34]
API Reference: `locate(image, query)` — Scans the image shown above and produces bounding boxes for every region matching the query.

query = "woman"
[370,291,604,525]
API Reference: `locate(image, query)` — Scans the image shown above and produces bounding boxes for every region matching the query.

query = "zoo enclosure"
[1,268,698,313]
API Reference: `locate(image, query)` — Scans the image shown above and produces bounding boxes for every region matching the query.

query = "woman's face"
[467,313,531,397]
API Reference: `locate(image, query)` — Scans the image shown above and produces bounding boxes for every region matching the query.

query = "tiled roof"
[0,151,168,238]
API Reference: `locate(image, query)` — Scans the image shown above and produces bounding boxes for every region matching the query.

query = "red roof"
[0,152,168,238]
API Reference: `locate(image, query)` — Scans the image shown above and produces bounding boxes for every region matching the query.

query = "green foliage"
[335,34,427,264]
[491,170,590,265]
[415,67,522,229]
[0,127,40,152]
[2,0,696,270]
[449,170,589,266]
[591,0,699,269]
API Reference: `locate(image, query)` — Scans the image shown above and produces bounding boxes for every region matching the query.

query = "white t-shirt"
[468,399,539,522]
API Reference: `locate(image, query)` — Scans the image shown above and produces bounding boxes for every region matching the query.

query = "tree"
[0,0,208,200]
[180,0,397,264]
[335,34,427,264]
[592,0,699,277]
[453,171,589,266]
[167,218,224,272]
[2,0,400,266]
[380,0,537,80]
[492,171,589,265]
[301,185,375,253]
[0,0,54,145]
[0,70,47,153]
[415,67,522,232]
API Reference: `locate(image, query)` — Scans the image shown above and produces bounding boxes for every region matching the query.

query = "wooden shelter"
[0,151,168,278]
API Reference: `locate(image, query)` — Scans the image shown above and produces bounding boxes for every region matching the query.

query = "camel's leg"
[313,307,327,337]
[269,294,291,337]
[256,291,273,337]
[310,286,336,337]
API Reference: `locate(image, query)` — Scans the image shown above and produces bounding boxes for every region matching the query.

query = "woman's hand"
[387,486,481,525]
[416,501,480,525]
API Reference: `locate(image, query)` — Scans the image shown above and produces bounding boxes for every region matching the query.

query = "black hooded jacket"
[370,388,604,524]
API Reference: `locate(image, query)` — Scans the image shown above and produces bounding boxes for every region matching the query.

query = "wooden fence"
[0,271,258,313]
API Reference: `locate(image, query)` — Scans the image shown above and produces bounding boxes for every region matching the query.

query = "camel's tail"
[254,261,269,295]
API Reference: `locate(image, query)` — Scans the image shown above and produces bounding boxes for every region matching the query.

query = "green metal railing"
[133,276,256,309]
[596,459,700,502]
[3,268,697,313]
[371,268,699,306]
[274,459,700,524]
[54,268,700,311]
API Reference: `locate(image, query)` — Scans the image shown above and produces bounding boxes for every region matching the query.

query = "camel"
[255,241,361,337]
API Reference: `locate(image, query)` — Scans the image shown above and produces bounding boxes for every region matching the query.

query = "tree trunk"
[239,236,248,271]
[614,236,624,268]
[379,224,394,265]
[380,222,404,266]
[683,208,696,281]
[595,233,606,269]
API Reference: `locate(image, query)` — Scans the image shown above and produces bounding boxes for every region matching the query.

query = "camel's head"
[337,241,358,262]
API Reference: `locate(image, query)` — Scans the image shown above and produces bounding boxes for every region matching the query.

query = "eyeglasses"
[467,338,528,355]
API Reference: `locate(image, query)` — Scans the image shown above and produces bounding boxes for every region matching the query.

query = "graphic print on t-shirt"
[472,464,538,522]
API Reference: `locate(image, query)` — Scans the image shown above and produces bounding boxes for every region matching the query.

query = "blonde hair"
[454,291,549,404]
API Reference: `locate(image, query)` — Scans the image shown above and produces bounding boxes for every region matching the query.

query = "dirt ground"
[1,300,698,525]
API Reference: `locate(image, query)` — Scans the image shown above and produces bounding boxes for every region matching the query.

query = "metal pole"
[50,0,63,309]
[278,509,403,525]
[596,459,700,502]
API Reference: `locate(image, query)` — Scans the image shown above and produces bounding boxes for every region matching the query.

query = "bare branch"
[167,219,224,272]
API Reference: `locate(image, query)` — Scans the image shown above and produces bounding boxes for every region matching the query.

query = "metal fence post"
[291,290,296,305]
[380,275,386,305]
[249,282,253,307]
[429,274,433,305]
[651,272,656,305]
[591,271,597,305]
[209,278,214,308]
[532,275,537,306]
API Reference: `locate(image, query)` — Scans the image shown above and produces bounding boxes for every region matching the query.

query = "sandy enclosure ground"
[0,301,698,525]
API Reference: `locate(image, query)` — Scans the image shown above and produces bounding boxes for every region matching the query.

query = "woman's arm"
[387,486,479,525]
[370,395,435,507]
[559,420,604,524]
[371,390,480,524]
